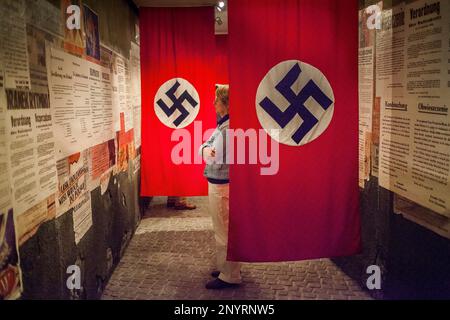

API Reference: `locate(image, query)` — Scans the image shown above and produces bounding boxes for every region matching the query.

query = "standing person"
[199,85,241,289]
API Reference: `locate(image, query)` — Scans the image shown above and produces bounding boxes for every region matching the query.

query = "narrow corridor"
[102,197,372,300]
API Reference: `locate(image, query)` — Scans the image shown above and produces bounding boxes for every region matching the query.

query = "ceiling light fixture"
[216,1,226,12]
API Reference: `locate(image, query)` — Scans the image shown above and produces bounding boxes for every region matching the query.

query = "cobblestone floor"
[102,197,372,300]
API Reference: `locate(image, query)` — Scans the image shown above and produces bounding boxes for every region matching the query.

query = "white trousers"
[208,183,241,284]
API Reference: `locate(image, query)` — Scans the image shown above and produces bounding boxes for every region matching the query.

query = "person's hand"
[203,147,215,158]
[203,147,216,162]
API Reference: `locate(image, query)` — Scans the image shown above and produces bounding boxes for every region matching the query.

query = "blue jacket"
[198,115,229,184]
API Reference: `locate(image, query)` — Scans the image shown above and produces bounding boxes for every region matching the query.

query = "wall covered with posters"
[338,0,450,299]
[0,0,142,299]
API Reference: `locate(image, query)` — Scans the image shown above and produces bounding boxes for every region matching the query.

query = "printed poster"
[83,5,100,62]
[112,53,133,132]
[26,0,64,38]
[72,191,92,244]
[379,0,450,216]
[358,4,379,187]
[61,0,84,56]
[0,89,11,214]
[371,97,381,177]
[88,139,115,191]
[0,209,23,300]
[46,46,114,160]
[3,88,57,216]
[0,0,31,90]
[55,150,93,244]
[130,42,141,148]
[26,24,64,94]
[56,150,89,216]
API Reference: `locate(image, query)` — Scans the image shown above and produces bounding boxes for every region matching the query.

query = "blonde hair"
[215,85,229,109]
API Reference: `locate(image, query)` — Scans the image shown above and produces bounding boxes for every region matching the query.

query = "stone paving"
[102,197,372,300]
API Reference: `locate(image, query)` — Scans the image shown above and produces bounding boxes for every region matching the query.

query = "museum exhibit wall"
[0,0,142,299]
[334,0,450,299]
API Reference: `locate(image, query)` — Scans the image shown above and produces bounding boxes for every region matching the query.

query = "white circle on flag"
[154,78,200,129]
[256,60,335,146]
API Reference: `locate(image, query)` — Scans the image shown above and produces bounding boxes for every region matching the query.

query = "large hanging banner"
[140,7,216,196]
[215,35,229,85]
[228,0,361,262]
